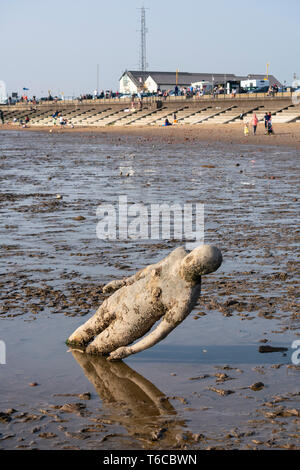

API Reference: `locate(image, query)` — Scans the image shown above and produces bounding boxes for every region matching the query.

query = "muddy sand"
[0,128,299,450]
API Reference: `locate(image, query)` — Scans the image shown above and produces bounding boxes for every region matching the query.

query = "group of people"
[52,111,68,126]
[10,115,30,127]
[244,111,274,136]
[154,86,208,100]
[264,111,274,134]
[163,118,172,126]
[267,84,279,97]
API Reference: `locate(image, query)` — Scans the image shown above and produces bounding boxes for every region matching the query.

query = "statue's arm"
[102,278,126,293]
[108,307,188,361]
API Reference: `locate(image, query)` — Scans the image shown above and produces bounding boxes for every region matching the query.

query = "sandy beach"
[2,122,300,149]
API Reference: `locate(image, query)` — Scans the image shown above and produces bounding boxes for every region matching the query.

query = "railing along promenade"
[0,91,295,111]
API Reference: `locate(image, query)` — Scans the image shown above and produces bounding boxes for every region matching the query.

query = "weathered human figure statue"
[67,245,222,361]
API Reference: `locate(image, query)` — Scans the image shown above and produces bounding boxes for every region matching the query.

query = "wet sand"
[2,122,300,149]
[0,129,299,450]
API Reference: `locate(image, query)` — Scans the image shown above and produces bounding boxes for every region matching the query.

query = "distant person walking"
[0,109,4,124]
[264,112,273,134]
[264,112,270,132]
[267,115,274,135]
[244,122,249,137]
[251,113,258,134]
[59,115,66,126]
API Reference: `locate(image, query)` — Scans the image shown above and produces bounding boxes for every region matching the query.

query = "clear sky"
[1,0,299,97]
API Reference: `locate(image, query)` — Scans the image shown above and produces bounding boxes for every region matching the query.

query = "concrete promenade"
[1,94,300,127]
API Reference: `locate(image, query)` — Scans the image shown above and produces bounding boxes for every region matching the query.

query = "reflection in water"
[71,350,186,446]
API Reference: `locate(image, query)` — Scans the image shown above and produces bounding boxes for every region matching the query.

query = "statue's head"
[180,245,222,283]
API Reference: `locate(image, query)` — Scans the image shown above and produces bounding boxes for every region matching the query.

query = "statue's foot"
[66,338,86,349]
[85,337,132,360]
[85,337,109,356]
[67,328,94,347]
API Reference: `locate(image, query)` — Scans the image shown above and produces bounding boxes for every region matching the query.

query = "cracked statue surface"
[67,245,222,360]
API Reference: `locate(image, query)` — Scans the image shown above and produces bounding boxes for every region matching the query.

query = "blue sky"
[1,0,299,97]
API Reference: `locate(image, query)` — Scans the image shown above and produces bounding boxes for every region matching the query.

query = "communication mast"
[139,6,148,72]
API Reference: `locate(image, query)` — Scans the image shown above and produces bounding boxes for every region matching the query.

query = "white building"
[0,81,7,104]
[119,71,149,95]
[190,81,213,92]
[119,71,282,95]
[120,71,233,94]
[240,78,269,89]
[120,71,241,94]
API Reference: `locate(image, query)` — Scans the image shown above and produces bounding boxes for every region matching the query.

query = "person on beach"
[24,116,30,127]
[267,117,274,135]
[264,112,270,131]
[164,118,172,126]
[264,112,273,134]
[59,115,67,126]
[52,111,58,126]
[251,113,258,134]
[244,122,249,137]
[0,110,4,124]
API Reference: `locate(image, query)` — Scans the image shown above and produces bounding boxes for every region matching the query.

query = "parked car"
[169,90,183,96]
[248,86,270,94]
[40,96,61,101]
[140,92,155,97]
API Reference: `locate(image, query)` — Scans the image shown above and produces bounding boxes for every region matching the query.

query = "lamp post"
[97,64,99,95]
[264,63,270,81]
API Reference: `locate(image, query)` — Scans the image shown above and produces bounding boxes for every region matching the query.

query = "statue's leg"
[67,304,113,347]
[85,320,131,355]
[86,298,166,357]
